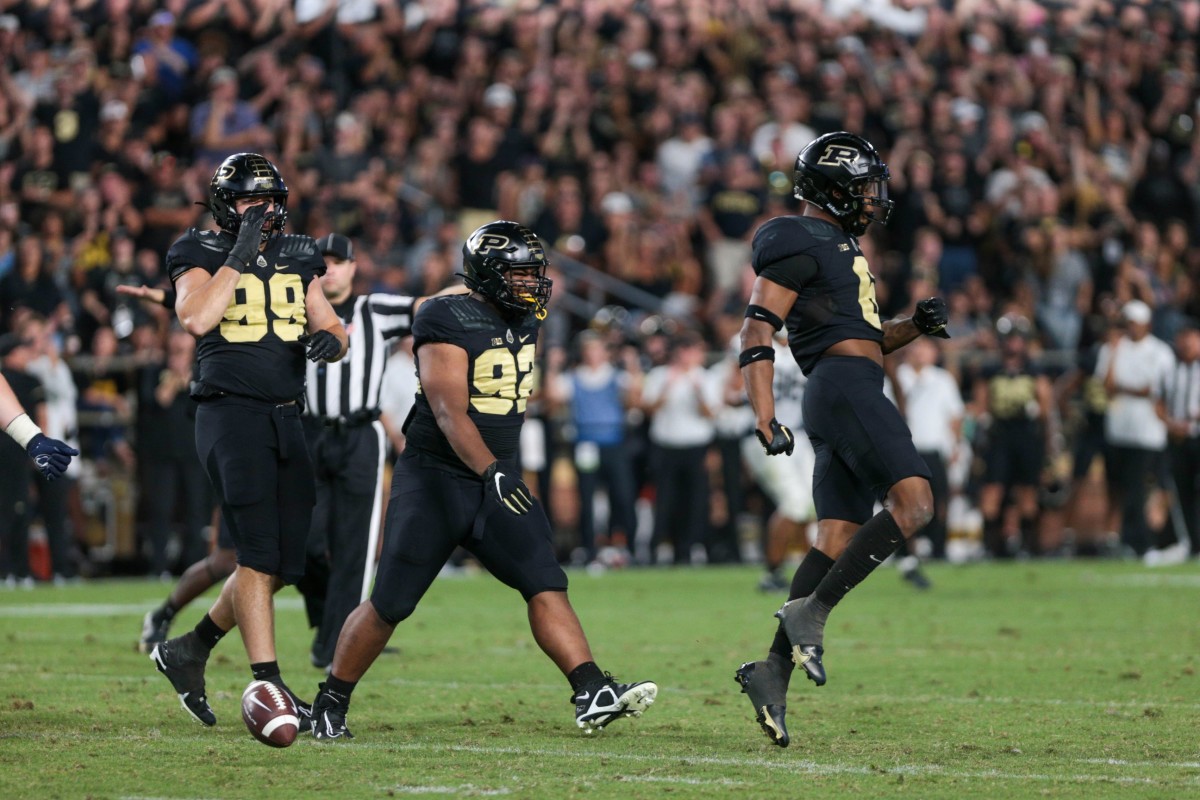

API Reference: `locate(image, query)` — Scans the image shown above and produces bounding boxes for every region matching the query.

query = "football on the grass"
[241,680,300,747]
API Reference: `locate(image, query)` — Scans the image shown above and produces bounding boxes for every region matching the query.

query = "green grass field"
[2,560,1199,799]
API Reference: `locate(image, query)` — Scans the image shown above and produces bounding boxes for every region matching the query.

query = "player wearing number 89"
[150,152,347,736]
[309,220,656,740]
[735,132,949,747]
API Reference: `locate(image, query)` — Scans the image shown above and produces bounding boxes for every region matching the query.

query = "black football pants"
[306,421,385,666]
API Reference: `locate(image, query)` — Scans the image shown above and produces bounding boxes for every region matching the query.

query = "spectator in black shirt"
[0,236,67,333]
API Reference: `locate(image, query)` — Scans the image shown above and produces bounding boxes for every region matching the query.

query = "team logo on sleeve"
[816,145,859,168]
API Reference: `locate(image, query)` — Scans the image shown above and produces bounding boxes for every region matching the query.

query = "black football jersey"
[403,295,539,476]
[751,215,883,375]
[166,228,326,403]
[983,360,1042,422]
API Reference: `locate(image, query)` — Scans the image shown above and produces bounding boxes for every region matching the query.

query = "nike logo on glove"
[493,471,506,497]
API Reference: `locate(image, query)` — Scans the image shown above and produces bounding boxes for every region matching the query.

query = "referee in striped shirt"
[304,233,422,669]
[1161,322,1200,558]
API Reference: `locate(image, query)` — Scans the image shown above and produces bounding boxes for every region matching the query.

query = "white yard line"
[342,741,1195,786]
[19,733,1200,787]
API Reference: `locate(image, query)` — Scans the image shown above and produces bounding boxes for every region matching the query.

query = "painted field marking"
[17,732,1200,788]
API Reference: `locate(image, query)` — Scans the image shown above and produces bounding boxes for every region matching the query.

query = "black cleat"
[150,634,216,726]
[573,675,658,733]
[757,572,789,593]
[901,566,932,590]
[775,598,828,686]
[311,683,354,740]
[791,644,826,686]
[139,608,172,654]
[735,661,790,747]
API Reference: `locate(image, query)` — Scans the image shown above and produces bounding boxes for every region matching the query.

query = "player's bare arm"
[419,341,498,476]
[741,275,796,437]
[302,278,348,362]
[741,275,798,456]
[880,316,922,354]
[174,265,243,337]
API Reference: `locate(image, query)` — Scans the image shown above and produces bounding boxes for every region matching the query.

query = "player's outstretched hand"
[913,297,951,338]
[756,418,795,457]
[483,461,534,515]
[299,330,341,362]
[227,203,269,271]
[27,433,79,480]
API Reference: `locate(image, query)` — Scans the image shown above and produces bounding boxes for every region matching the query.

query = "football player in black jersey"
[308,221,657,740]
[149,153,348,734]
[734,132,950,747]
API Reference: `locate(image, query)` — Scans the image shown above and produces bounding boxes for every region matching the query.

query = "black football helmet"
[461,220,553,320]
[793,132,892,236]
[208,153,288,241]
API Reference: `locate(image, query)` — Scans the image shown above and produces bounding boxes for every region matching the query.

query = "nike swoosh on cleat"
[576,691,591,702]
[869,554,884,563]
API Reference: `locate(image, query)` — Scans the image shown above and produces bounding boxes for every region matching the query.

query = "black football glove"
[299,330,341,362]
[756,418,795,457]
[482,460,534,515]
[225,202,269,272]
[913,297,951,339]
[27,433,79,480]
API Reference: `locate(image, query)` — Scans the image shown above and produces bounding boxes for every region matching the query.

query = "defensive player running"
[309,221,657,740]
[734,132,949,747]
[148,153,347,732]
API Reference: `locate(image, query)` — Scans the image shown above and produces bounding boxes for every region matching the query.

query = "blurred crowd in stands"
[3,0,1200,585]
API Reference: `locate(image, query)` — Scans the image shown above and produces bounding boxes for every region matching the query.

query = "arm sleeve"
[368,293,417,340]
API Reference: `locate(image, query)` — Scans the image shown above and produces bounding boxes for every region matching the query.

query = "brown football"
[241,680,300,747]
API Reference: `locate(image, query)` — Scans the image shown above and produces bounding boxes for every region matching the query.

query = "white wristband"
[4,413,42,449]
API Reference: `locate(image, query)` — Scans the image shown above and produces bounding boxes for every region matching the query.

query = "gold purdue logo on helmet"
[816,145,859,168]
[470,233,512,255]
[217,165,236,180]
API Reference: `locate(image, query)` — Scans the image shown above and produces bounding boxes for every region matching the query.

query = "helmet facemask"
[466,258,553,321]
[208,154,290,242]
[461,221,554,321]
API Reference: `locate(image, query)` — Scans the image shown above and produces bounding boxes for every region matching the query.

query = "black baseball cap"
[316,233,354,261]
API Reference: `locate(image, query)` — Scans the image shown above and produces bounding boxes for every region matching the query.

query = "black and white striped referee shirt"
[1164,357,1200,439]
[306,293,416,420]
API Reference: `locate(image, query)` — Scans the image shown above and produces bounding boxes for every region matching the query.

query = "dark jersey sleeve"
[412,297,467,348]
[751,217,820,294]
[275,234,327,279]
[166,229,233,283]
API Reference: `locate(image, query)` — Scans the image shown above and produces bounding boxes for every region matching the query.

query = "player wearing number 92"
[150,152,348,733]
[307,220,657,741]
[734,132,949,748]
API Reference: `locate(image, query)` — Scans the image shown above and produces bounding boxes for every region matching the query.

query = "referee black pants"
[307,420,386,666]
[1170,438,1200,555]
